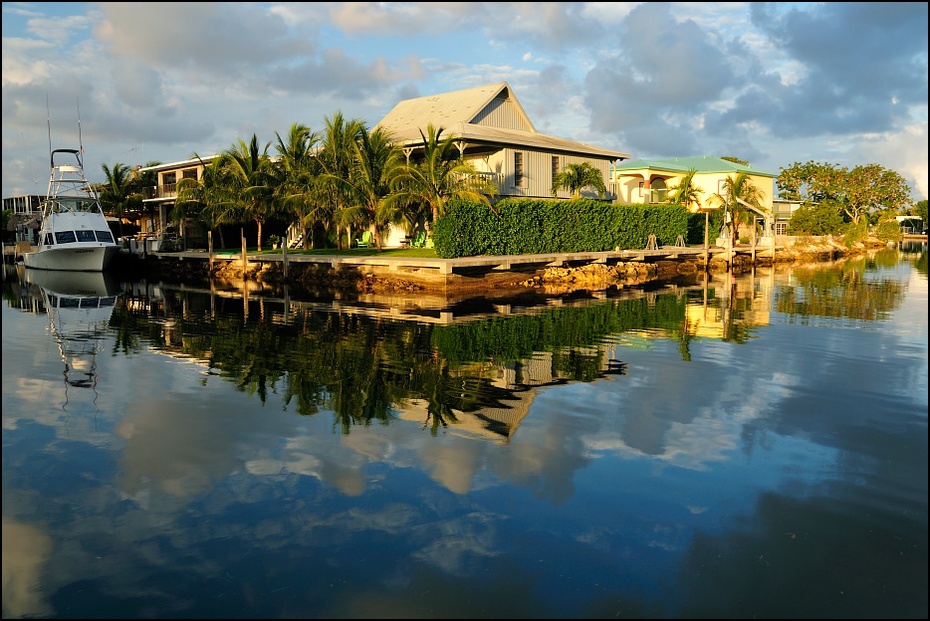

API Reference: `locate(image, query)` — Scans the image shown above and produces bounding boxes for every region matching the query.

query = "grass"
[212,246,438,258]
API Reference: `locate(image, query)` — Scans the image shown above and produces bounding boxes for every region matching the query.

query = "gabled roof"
[376,81,630,161]
[613,155,776,177]
[377,82,536,136]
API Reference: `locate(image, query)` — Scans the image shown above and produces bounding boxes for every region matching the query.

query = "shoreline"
[123,235,904,302]
[10,233,920,294]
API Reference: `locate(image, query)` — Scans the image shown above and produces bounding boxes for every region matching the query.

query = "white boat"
[22,148,120,271]
[24,268,119,399]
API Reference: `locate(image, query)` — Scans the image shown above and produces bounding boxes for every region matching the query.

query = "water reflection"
[21,267,119,412]
[99,269,785,442]
[1,247,926,619]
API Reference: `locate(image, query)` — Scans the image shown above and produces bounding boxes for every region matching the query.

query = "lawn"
[212,246,438,258]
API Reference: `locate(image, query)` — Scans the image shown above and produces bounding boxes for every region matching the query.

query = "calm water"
[2,245,927,619]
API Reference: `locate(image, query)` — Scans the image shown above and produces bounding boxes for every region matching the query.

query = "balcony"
[142,183,177,201]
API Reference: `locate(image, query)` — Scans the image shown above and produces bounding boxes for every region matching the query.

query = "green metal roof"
[612,155,776,177]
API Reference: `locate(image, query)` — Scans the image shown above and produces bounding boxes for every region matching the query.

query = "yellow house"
[610,156,776,213]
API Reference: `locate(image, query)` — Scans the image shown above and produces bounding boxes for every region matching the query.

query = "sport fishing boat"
[23,147,120,271]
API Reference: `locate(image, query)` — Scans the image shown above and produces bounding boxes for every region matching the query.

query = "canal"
[2,243,926,619]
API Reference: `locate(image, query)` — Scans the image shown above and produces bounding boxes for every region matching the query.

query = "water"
[2,245,927,619]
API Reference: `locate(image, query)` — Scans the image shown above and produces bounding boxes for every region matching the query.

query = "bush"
[842,222,868,248]
[788,202,845,235]
[432,198,690,258]
[873,219,903,243]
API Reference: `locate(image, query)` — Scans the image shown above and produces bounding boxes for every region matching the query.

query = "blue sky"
[2,2,927,201]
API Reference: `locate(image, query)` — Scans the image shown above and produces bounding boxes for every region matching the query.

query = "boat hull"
[23,244,120,271]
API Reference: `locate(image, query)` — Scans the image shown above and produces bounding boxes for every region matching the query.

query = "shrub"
[432,198,690,258]
[788,202,845,235]
[873,219,903,244]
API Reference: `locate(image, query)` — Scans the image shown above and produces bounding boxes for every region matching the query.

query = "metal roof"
[376,81,630,161]
[613,155,776,177]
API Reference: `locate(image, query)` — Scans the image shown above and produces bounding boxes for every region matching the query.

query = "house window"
[775,222,787,235]
[514,152,524,188]
[161,172,177,197]
[182,168,197,180]
[718,179,727,195]
[652,178,667,203]
[638,181,644,197]
[551,156,560,181]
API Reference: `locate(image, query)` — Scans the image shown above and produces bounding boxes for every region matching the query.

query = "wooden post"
[282,237,288,280]
[241,228,247,271]
[703,211,709,271]
[771,216,777,262]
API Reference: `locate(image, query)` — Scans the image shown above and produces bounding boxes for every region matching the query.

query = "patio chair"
[355,230,373,248]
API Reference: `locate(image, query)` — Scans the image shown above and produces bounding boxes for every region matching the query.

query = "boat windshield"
[52,197,100,214]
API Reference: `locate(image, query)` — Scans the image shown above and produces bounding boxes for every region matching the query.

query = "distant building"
[610,156,776,212]
[138,157,214,247]
[3,195,43,243]
[3,194,43,216]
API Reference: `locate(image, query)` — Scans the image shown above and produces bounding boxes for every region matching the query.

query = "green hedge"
[431,198,691,258]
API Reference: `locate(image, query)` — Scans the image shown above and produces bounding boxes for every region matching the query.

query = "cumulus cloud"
[2,2,926,199]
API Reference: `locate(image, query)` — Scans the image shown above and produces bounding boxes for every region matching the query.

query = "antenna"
[77,97,84,168]
[46,94,53,165]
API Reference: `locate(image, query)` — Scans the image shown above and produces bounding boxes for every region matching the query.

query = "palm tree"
[710,172,765,242]
[218,134,277,250]
[666,168,703,210]
[133,161,162,236]
[176,155,238,249]
[272,122,321,249]
[551,162,607,199]
[99,162,139,237]
[318,113,366,249]
[342,125,404,250]
[384,124,498,235]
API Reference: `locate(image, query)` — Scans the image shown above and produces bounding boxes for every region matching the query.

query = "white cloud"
[2,2,926,200]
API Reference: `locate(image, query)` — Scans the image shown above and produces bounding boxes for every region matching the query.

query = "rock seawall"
[145,235,892,297]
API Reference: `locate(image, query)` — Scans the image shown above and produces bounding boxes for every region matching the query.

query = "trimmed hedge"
[431,197,690,258]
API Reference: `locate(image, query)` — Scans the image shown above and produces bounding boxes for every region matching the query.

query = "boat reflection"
[23,268,120,406]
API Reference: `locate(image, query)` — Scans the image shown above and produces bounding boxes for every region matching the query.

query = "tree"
[710,171,765,241]
[1,208,12,243]
[776,161,845,204]
[913,199,928,227]
[777,161,911,228]
[344,125,404,250]
[133,161,162,236]
[318,113,366,249]
[551,162,607,199]
[787,203,845,235]
[272,122,321,249]
[385,124,498,233]
[666,168,703,210]
[99,162,140,237]
[720,156,749,166]
[176,155,239,249]
[843,163,911,226]
[218,134,277,250]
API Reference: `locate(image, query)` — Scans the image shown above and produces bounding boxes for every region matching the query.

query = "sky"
[2,2,928,203]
